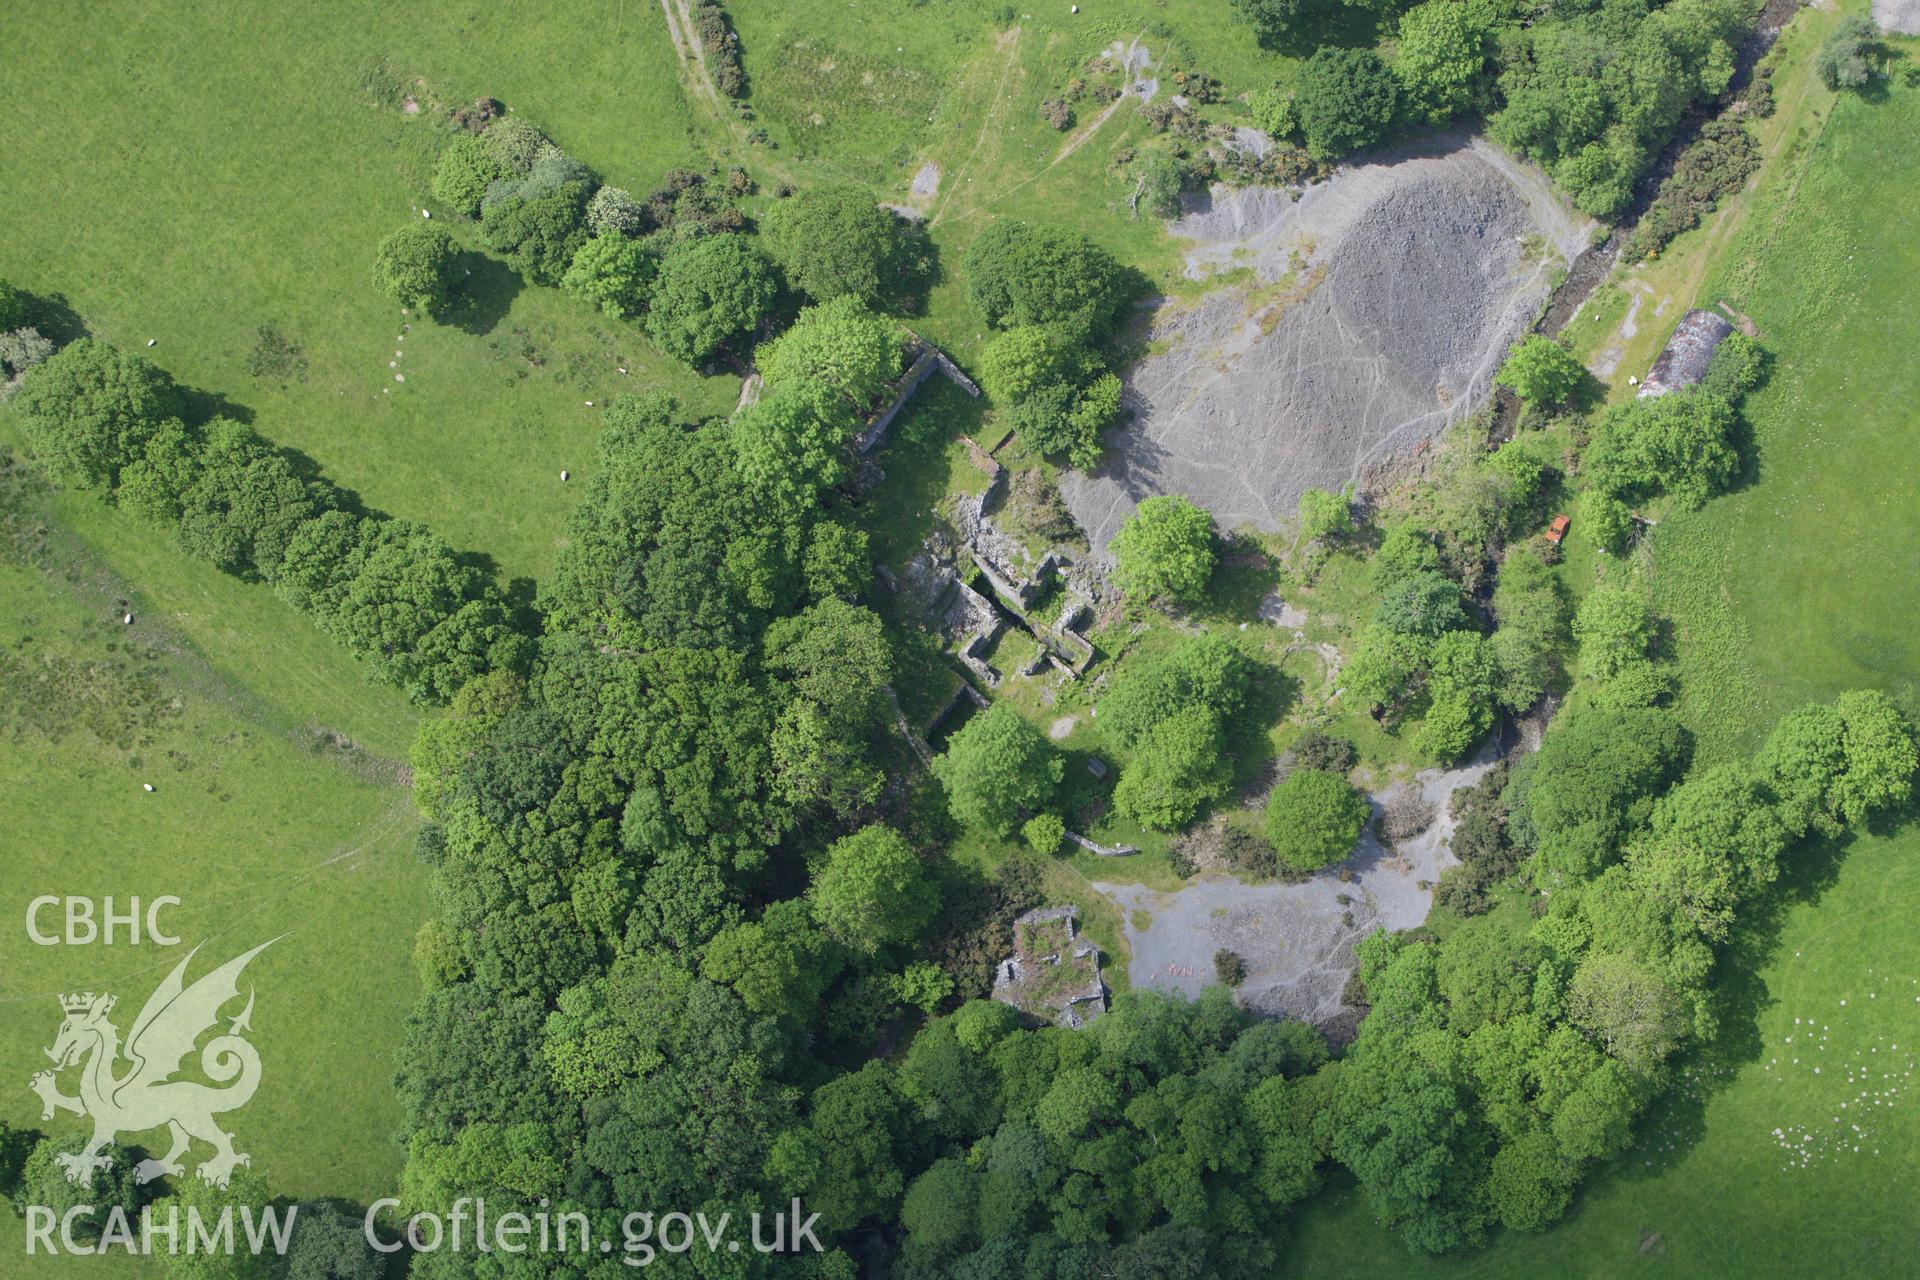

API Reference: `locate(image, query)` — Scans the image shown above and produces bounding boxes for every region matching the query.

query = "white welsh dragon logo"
[29,940,278,1189]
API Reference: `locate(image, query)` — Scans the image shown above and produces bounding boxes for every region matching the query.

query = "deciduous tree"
[756,295,904,407]
[373,223,462,314]
[1296,485,1353,546]
[432,135,508,216]
[1572,579,1656,683]
[1265,768,1370,872]
[809,824,938,954]
[1395,0,1494,124]
[1295,48,1400,157]
[1496,335,1586,409]
[932,703,1063,836]
[646,234,781,365]
[561,234,656,317]
[764,185,911,304]
[1110,495,1216,606]
[1506,706,1689,882]
[479,180,591,285]
[1113,704,1232,830]
[12,338,182,489]
[964,221,1127,341]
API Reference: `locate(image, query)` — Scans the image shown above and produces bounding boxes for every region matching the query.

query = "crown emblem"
[60,992,111,1014]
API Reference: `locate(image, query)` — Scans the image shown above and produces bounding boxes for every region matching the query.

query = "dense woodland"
[1,3,1914,1276]
[1227,0,1753,216]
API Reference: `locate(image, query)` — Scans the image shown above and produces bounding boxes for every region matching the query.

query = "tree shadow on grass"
[1253,3,1383,58]
[0,1123,42,1198]
[281,442,364,512]
[1200,531,1285,622]
[1057,741,1121,834]
[505,575,540,635]
[1567,367,1612,417]
[1223,656,1301,796]
[848,376,991,569]
[442,251,522,336]
[278,1196,405,1280]
[176,381,256,426]
[21,289,89,346]
[454,546,503,583]
[1722,377,1774,500]
[888,218,942,319]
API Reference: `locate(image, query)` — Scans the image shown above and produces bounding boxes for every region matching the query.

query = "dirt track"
[1062,131,1592,554]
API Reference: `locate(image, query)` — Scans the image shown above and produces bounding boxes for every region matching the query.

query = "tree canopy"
[730,380,858,522]
[1395,0,1494,124]
[931,703,1063,836]
[646,234,782,365]
[809,824,938,954]
[1585,390,1740,512]
[372,223,461,314]
[979,325,1121,469]
[11,338,182,489]
[1295,48,1401,158]
[1265,768,1371,871]
[479,179,591,285]
[1229,0,1342,53]
[1110,495,1217,606]
[756,295,903,408]
[964,220,1128,341]
[764,185,912,304]
[1508,706,1690,882]
[1497,335,1586,409]
[1816,17,1883,92]
[561,233,656,317]
[1490,0,1748,216]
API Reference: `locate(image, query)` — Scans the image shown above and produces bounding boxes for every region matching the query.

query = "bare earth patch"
[1062,131,1593,555]
[1095,749,1499,1038]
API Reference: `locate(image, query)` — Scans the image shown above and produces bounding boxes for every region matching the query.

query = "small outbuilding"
[1637,309,1733,398]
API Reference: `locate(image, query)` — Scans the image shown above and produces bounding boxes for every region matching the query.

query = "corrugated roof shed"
[1638,309,1733,398]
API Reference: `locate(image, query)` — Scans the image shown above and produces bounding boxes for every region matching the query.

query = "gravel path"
[1063,131,1592,555]
[1095,748,1499,1039]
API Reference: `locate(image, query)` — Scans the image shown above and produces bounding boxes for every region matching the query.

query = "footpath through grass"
[1283,28,1920,1279]
[0,555,426,1276]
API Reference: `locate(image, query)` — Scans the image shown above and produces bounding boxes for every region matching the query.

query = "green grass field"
[0,545,425,1276]
[0,5,1290,1251]
[3,0,1915,1273]
[728,0,1328,362]
[0,13,742,1233]
[1652,54,1920,764]
[1281,31,1920,1278]
[0,0,740,591]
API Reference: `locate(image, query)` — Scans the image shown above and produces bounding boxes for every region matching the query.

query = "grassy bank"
[1283,22,1920,1277]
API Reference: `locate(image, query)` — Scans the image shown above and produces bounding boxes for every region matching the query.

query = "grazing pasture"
[0,550,425,1273]
[0,0,739,592]
[1284,45,1920,1280]
[2,0,1915,1270]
